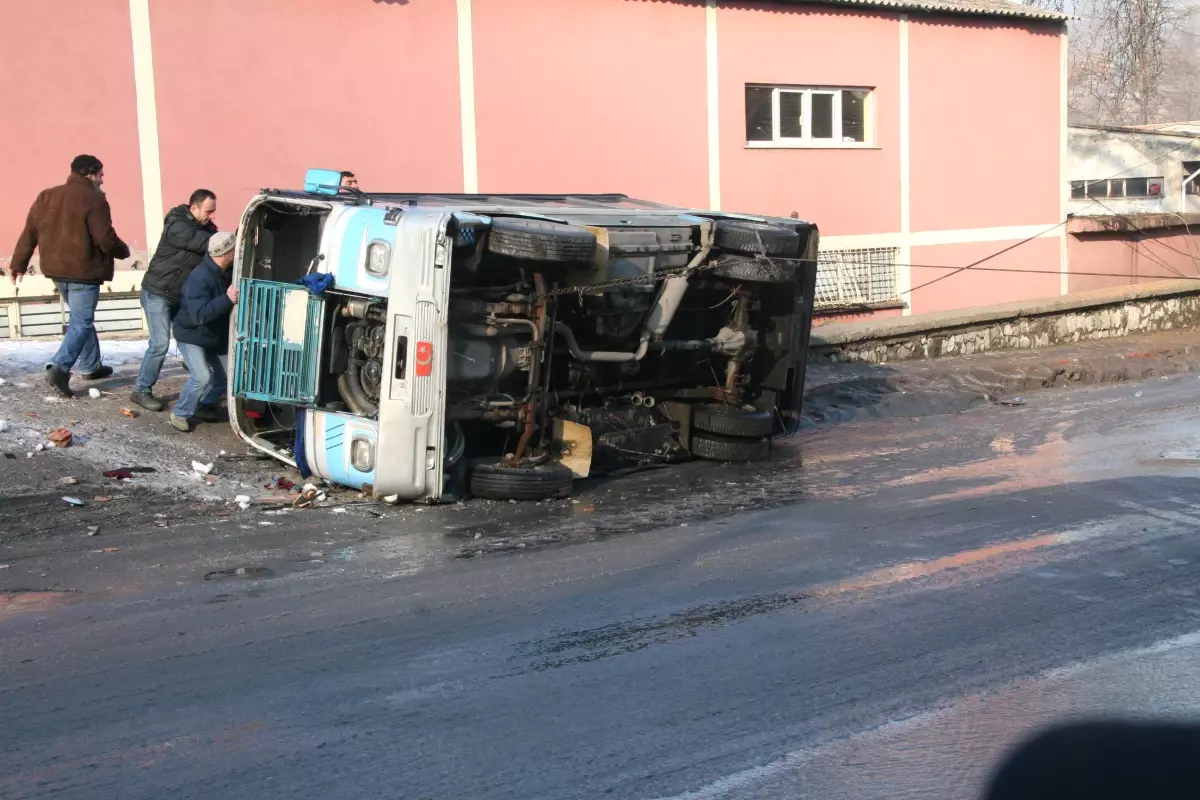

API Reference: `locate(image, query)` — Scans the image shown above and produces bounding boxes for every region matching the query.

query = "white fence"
[3,293,146,339]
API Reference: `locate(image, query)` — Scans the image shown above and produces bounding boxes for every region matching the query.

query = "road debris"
[294,486,321,509]
[61,496,86,507]
[103,469,134,480]
[58,476,78,486]
[234,494,251,510]
[0,419,9,433]
[192,461,213,476]
[47,428,73,447]
[88,388,102,399]
[92,496,111,503]
[119,407,139,418]
[91,547,119,554]
[86,526,100,536]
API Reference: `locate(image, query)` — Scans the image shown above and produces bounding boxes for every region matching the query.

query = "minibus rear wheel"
[469,461,575,502]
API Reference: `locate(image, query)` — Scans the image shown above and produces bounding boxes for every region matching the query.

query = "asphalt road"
[5,375,1200,799]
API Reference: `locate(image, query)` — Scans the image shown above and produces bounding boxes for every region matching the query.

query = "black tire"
[711,256,798,284]
[713,220,801,257]
[692,404,775,438]
[470,461,575,501]
[486,218,597,264]
[690,431,771,463]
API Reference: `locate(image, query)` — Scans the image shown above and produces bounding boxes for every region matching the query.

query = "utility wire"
[896,221,1068,298]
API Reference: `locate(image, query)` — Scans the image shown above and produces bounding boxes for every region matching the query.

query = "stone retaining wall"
[810,279,1200,364]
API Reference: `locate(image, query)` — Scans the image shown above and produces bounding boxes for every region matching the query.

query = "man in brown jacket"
[9,155,131,398]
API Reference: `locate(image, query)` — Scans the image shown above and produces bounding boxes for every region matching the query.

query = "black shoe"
[130,391,164,412]
[45,367,73,399]
[191,406,223,423]
[81,365,114,380]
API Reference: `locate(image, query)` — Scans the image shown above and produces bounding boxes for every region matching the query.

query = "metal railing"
[815,247,900,309]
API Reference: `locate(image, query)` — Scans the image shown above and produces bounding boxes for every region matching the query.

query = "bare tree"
[1027,0,1187,126]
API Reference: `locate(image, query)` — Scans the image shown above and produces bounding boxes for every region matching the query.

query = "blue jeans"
[134,290,178,393]
[49,281,102,374]
[173,343,228,419]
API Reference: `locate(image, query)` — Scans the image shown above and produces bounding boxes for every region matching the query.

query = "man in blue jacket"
[170,231,238,432]
[131,189,218,412]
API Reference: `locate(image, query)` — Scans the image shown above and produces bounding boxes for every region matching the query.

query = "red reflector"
[415,341,433,377]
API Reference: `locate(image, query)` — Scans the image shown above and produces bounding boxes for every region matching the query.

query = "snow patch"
[0,338,180,379]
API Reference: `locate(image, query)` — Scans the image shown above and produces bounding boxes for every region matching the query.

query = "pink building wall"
[147,0,463,230]
[1068,231,1200,293]
[1,0,1076,322]
[0,0,147,259]
[717,3,902,235]
[908,236,1061,314]
[471,0,709,206]
[908,20,1061,232]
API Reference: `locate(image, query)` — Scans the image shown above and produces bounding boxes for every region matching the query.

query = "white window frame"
[746,85,874,149]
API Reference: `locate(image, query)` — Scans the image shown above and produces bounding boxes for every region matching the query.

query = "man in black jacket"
[130,189,217,411]
[170,231,238,432]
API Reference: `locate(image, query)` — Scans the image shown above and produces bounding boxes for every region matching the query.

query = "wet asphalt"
[5,375,1200,798]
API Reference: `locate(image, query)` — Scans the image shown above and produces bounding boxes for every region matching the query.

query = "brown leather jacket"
[10,174,131,284]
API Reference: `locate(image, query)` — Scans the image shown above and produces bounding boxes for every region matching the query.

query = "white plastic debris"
[62,496,86,507]
[192,460,213,475]
[88,388,101,399]
[234,494,251,510]
[0,419,9,433]
[0,377,6,385]
[331,507,348,514]
[34,443,45,452]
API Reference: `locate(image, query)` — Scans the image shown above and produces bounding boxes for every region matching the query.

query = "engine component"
[447,337,524,384]
[360,358,383,400]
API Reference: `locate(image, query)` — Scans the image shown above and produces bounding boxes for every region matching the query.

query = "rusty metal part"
[721,293,753,405]
[514,411,536,461]
[513,273,551,461]
[452,298,533,317]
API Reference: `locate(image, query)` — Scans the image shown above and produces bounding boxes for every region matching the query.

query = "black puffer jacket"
[141,205,217,305]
